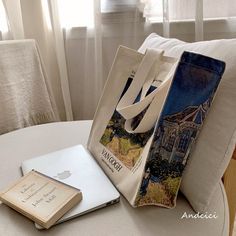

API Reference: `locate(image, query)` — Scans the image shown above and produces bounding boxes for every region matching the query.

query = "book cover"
[0,170,82,229]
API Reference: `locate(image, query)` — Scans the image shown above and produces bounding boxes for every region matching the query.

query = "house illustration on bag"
[154,99,210,165]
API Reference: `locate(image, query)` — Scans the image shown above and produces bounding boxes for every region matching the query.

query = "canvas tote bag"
[88,46,178,207]
[87,46,225,208]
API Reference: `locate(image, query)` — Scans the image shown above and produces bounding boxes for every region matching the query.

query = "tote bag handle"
[116,49,178,133]
[116,49,163,119]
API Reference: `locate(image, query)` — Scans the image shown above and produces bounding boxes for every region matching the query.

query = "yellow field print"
[100,113,153,170]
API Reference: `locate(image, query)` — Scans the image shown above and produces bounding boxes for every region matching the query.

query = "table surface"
[0,121,228,236]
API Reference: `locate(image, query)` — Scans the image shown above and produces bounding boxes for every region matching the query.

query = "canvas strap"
[116,48,178,133]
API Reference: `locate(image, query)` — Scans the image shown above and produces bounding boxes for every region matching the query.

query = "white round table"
[0,121,229,236]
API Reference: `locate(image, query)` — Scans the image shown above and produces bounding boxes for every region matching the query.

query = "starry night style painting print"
[136,51,225,207]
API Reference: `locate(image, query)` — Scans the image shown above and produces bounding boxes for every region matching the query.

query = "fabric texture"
[139,33,236,212]
[0,39,59,134]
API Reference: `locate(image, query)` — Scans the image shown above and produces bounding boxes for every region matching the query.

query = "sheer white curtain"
[141,0,236,40]
[55,0,105,119]
[60,0,144,119]
[1,0,235,120]
[62,0,236,120]
[1,0,73,121]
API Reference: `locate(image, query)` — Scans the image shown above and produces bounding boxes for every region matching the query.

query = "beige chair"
[0,39,59,135]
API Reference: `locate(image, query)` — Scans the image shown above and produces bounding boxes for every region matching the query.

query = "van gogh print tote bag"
[88,46,225,208]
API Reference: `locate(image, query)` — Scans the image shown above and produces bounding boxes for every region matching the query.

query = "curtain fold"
[48,0,73,120]
[2,0,24,39]
[93,0,104,104]
[162,0,170,38]
[195,0,204,41]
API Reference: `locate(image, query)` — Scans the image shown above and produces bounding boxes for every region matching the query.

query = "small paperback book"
[0,170,82,229]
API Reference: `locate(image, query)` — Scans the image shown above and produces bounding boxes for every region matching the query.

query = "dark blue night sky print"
[161,57,224,118]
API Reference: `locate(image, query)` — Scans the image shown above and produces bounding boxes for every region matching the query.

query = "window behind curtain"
[141,0,236,23]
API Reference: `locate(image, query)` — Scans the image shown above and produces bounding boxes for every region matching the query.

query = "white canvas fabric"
[139,33,236,212]
[88,46,179,208]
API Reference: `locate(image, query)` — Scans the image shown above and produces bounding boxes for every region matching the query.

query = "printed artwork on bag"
[135,52,225,207]
[89,46,226,208]
[100,75,155,170]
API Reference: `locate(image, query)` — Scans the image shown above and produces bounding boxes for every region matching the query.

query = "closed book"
[0,170,82,229]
